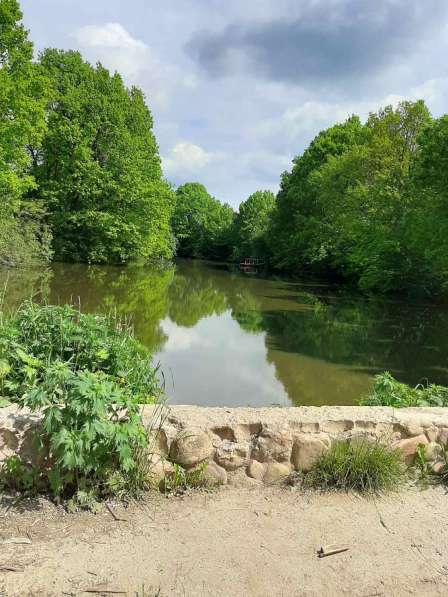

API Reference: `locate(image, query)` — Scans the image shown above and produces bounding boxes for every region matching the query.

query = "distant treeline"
[172,101,448,296]
[2,0,448,295]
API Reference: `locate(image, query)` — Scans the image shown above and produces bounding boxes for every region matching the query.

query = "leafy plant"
[360,372,448,407]
[303,438,405,493]
[0,456,43,493]
[0,301,165,502]
[161,462,211,495]
[0,301,161,404]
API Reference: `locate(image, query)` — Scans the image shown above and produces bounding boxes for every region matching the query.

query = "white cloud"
[74,23,150,79]
[73,22,187,109]
[162,142,218,178]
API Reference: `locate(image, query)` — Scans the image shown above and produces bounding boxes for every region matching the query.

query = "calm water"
[1,259,447,407]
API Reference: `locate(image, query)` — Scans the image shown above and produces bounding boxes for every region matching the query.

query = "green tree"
[405,115,448,292]
[234,190,275,260]
[172,183,234,259]
[268,116,366,273]
[34,49,174,264]
[312,101,431,291]
[0,0,51,265]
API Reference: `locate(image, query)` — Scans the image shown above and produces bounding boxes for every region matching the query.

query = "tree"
[405,115,448,293]
[312,100,431,291]
[34,49,174,264]
[268,116,366,273]
[0,0,51,264]
[172,183,234,259]
[234,190,275,260]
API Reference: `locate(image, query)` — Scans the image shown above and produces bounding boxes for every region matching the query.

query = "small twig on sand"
[105,503,128,523]
[317,544,350,558]
[0,565,24,572]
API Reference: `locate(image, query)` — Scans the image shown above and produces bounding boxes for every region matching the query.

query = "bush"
[0,217,53,267]
[303,438,405,493]
[0,302,163,501]
[360,372,448,407]
[0,301,161,404]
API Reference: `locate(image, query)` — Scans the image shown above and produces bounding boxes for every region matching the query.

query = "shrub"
[0,302,164,502]
[0,217,53,267]
[22,362,148,497]
[360,372,448,407]
[303,438,405,493]
[0,301,161,404]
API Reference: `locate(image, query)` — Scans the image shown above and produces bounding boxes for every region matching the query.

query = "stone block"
[291,434,330,472]
[169,428,213,468]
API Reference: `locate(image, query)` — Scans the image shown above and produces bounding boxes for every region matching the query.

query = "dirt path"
[1,485,447,597]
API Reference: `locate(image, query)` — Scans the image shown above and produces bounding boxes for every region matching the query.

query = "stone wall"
[2,405,448,486]
[144,405,448,486]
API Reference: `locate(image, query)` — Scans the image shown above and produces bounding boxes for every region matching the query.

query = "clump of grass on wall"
[303,438,405,493]
[360,372,448,408]
[0,301,164,504]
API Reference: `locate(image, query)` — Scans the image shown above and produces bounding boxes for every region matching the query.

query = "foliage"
[360,372,448,407]
[267,100,448,295]
[32,49,174,264]
[172,183,234,260]
[233,190,275,260]
[303,438,405,493]
[0,216,53,267]
[0,456,43,492]
[268,115,366,273]
[0,301,161,404]
[161,462,212,495]
[21,363,148,497]
[0,0,52,265]
[0,302,164,500]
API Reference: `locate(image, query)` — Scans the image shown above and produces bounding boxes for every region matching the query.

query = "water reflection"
[0,259,447,407]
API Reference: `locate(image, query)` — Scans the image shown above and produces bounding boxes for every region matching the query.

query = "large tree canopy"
[268,115,366,273]
[34,49,174,264]
[172,183,234,260]
[0,0,51,264]
[233,190,275,260]
[266,100,448,294]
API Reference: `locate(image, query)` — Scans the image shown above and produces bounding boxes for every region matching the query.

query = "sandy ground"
[1,485,448,597]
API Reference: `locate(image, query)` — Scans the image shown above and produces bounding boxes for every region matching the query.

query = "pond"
[1,259,447,407]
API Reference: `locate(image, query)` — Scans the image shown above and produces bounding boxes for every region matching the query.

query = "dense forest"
[1,0,448,296]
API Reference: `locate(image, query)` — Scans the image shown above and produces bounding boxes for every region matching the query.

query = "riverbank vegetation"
[0,301,163,502]
[2,0,448,297]
[360,372,448,408]
[300,438,405,494]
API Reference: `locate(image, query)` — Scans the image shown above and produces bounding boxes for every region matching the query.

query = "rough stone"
[214,440,249,471]
[246,459,267,481]
[202,461,227,485]
[147,429,169,457]
[251,427,293,463]
[431,461,446,475]
[425,427,439,442]
[291,434,330,472]
[4,405,448,483]
[438,428,448,446]
[263,462,291,484]
[169,428,213,468]
[0,429,19,460]
[395,434,429,464]
[148,455,174,486]
[424,442,444,462]
[227,469,261,488]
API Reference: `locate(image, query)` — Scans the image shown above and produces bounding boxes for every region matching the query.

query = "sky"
[22,0,448,208]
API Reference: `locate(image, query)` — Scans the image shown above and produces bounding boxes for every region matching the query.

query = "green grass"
[303,438,405,493]
[160,462,214,495]
[360,372,448,408]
